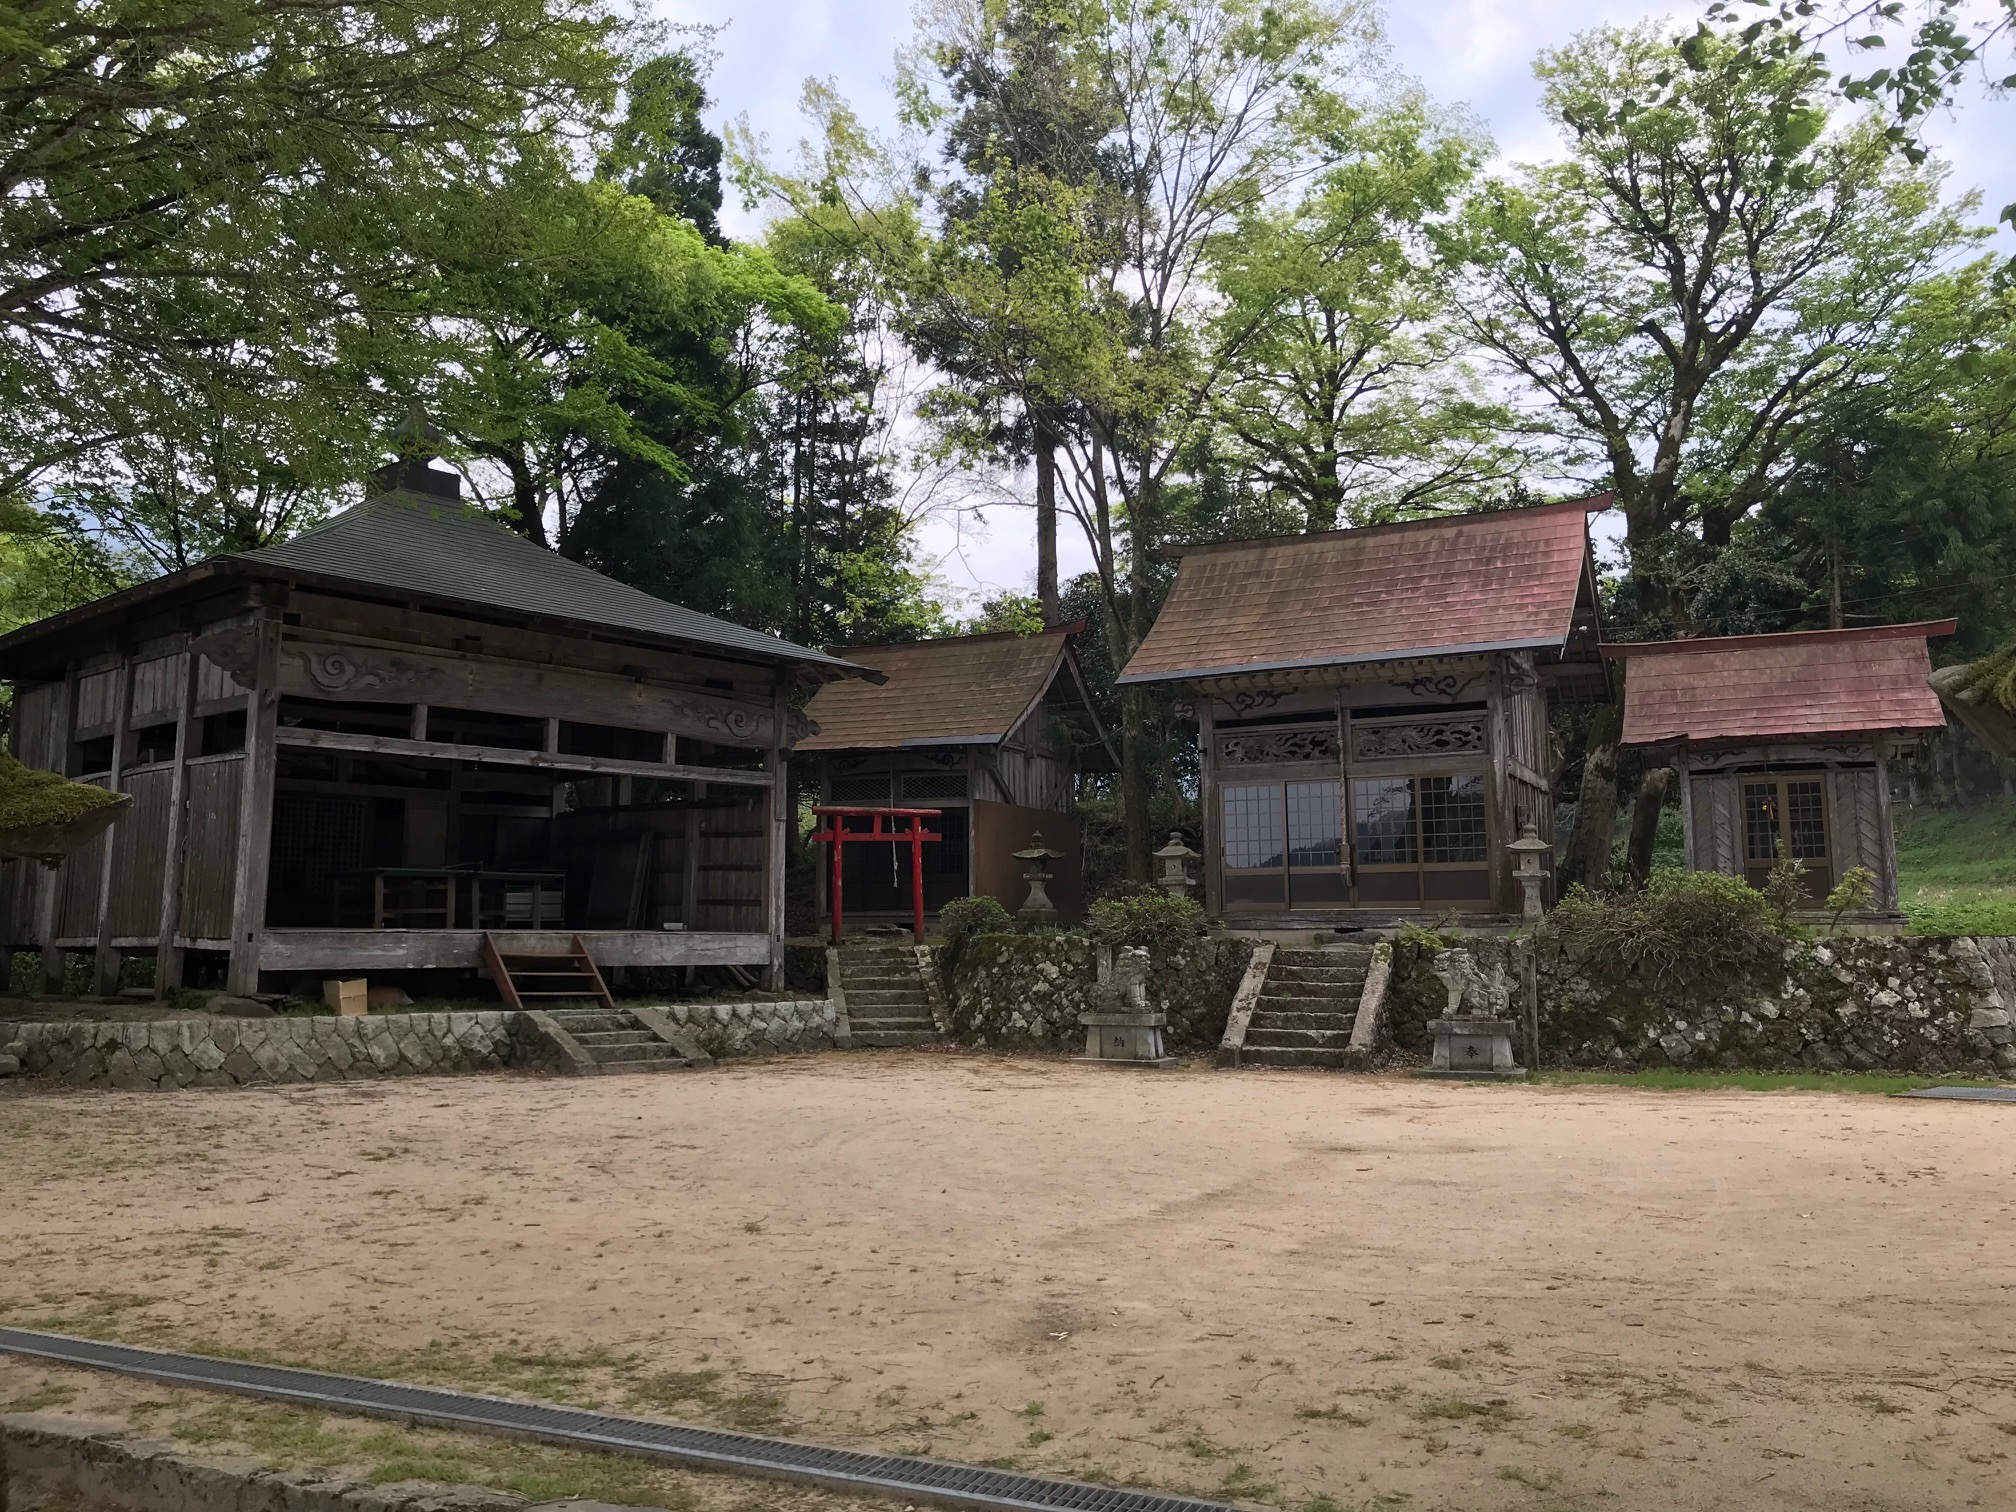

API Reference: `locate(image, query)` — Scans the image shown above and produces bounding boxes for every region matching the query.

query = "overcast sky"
[658,0,2015,613]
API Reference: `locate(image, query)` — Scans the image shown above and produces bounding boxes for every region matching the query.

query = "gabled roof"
[0,469,868,682]
[1607,622,1955,746]
[799,624,1111,757]
[1115,497,1606,686]
[234,494,864,675]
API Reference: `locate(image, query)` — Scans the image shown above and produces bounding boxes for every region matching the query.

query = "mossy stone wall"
[939,933,1254,1052]
[1382,934,2016,1076]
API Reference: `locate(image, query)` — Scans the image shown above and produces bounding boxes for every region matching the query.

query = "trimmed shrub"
[938,894,1014,946]
[1086,891,1205,953]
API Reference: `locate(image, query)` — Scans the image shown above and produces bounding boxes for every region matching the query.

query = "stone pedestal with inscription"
[1076,946,1177,1068]
[1423,1016,1524,1080]
[1417,946,1527,1082]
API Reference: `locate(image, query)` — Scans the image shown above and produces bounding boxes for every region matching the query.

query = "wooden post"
[1675,747,1694,869]
[765,680,788,989]
[1485,660,1510,913]
[414,705,433,742]
[1873,747,1899,913]
[1197,697,1218,918]
[37,664,78,995]
[225,610,281,997]
[681,778,702,991]
[153,641,199,996]
[90,656,136,995]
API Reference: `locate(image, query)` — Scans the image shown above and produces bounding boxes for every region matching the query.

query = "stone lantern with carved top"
[1152,831,1199,898]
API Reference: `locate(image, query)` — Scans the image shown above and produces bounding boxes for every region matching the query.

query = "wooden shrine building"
[1609,621,1954,922]
[797,624,1116,927]
[0,455,871,997]
[1117,500,1610,923]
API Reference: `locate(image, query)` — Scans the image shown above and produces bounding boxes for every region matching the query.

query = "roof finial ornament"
[392,401,442,459]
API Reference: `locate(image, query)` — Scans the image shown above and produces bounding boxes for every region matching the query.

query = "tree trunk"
[1625,765,1672,888]
[1306,461,1343,533]
[1120,687,1151,883]
[1034,419,1060,624]
[1563,742,1619,893]
[1120,455,1158,883]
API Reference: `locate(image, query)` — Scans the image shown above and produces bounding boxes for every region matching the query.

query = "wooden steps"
[482,933,615,1012]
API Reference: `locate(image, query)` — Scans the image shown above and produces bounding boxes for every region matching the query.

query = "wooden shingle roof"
[238,496,865,674]
[0,477,870,682]
[1116,498,1604,686]
[800,626,1087,750]
[1608,622,1955,746]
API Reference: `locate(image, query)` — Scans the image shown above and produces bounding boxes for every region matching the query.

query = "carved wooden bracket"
[190,628,259,690]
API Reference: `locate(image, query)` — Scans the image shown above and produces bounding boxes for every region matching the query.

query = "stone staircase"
[535,1005,710,1075]
[832,942,941,1048]
[1240,945,1373,1068]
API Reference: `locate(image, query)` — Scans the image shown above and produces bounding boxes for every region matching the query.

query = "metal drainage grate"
[1892,1086,2016,1102]
[0,1329,1229,1512]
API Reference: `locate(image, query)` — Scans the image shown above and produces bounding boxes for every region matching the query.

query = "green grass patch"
[172,1401,691,1508]
[1539,1069,2006,1095]
[1895,798,2016,936]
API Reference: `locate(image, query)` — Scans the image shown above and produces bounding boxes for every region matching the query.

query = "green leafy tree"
[901,0,1124,621]
[900,0,1376,878]
[1686,264,2016,648]
[1209,97,1525,530]
[576,77,946,647]
[0,0,628,499]
[1702,0,2015,230]
[1450,22,1978,628]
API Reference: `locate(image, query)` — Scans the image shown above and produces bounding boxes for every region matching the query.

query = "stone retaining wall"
[0,1012,538,1090]
[1383,933,2016,1076]
[0,998,839,1091]
[939,933,1253,1052]
[656,997,838,1057]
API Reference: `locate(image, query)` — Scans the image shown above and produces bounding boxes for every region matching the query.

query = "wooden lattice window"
[828,773,892,804]
[1220,780,1348,909]
[1352,774,1491,906]
[1741,778,1830,899]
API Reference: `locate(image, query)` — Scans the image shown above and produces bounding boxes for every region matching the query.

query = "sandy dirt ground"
[4,1053,2015,1512]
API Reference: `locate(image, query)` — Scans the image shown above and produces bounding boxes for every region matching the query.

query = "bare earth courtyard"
[4,1055,2015,1512]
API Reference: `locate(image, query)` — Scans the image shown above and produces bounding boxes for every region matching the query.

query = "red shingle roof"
[1608,622,1955,746]
[1115,499,1603,685]
[799,627,1074,750]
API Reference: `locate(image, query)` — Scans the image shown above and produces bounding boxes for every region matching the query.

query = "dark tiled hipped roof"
[1115,498,1603,685]
[1608,622,1955,745]
[799,627,1075,749]
[235,497,863,674]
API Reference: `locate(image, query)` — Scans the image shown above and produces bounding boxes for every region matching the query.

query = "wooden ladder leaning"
[482,933,616,1013]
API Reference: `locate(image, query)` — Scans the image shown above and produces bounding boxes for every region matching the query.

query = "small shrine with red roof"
[1117,498,1610,923]
[1607,621,1955,920]
[799,623,1116,927]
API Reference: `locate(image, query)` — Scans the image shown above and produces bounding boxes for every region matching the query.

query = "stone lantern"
[1509,822,1551,923]
[1013,831,1064,924]
[1152,831,1200,898]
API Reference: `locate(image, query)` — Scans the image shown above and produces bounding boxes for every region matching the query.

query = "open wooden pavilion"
[0,455,872,998]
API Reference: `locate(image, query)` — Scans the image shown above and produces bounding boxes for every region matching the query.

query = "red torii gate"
[810,805,943,943]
